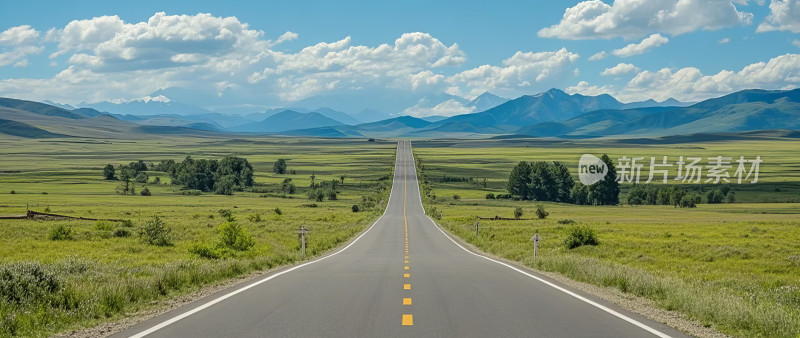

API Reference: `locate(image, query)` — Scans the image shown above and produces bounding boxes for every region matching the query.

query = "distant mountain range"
[2,88,797,140]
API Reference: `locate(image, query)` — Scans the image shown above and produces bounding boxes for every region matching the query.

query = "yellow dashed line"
[402,314,413,326]
[404,273,410,278]
[404,266,409,270]
[403,298,412,305]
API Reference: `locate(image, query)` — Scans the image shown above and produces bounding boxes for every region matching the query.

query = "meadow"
[412,137,800,337]
[0,136,395,337]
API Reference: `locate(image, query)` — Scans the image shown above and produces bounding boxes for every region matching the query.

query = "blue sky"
[0,0,798,115]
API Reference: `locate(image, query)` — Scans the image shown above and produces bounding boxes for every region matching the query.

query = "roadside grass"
[413,139,800,337]
[0,136,394,337]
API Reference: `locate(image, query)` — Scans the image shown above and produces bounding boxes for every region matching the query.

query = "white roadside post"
[296,225,309,257]
[531,231,540,259]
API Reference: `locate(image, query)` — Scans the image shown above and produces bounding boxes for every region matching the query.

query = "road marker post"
[474,217,479,237]
[531,231,540,259]
[296,225,309,257]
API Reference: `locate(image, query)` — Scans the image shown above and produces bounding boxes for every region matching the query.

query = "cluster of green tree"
[103,160,151,195]
[307,179,340,202]
[627,184,734,208]
[168,156,254,195]
[507,156,620,205]
[437,175,472,183]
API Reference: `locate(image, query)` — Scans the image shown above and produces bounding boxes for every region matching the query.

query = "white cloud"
[757,0,800,33]
[447,48,580,97]
[403,99,474,117]
[49,12,267,72]
[273,31,299,45]
[0,25,43,67]
[601,63,640,76]
[794,39,800,47]
[569,53,800,102]
[612,34,669,57]
[566,81,615,96]
[255,32,466,101]
[719,38,731,44]
[0,25,39,46]
[588,51,607,61]
[538,0,753,40]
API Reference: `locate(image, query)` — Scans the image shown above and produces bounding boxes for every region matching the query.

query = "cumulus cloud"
[757,0,800,33]
[612,33,669,57]
[794,39,800,47]
[538,0,753,40]
[0,25,43,67]
[601,63,640,76]
[719,38,731,44]
[588,51,607,61]
[251,32,466,101]
[569,53,800,102]
[402,99,474,117]
[273,31,299,45]
[447,48,580,97]
[48,12,267,72]
[566,81,615,96]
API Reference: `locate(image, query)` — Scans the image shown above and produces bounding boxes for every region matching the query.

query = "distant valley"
[1,88,798,140]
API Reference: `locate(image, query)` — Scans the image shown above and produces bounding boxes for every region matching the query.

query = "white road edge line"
[408,142,672,338]
[129,143,406,338]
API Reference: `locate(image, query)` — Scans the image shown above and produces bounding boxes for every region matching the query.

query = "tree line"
[103,156,255,195]
[506,155,620,205]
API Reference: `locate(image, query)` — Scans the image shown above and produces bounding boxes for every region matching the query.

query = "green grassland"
[413,138,800,337]
[0,136,395,337]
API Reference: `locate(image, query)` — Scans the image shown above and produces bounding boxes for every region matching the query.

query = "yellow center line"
[401,142,414,327]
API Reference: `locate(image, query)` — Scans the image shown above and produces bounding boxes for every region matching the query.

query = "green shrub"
[351,204,360,212]
[49,225,73,241]
[189,244,222,259]
[535,204,549,219]
[112,228,131,237]
[9,190,14,194]
[428,206,442,220]
[247,213,262,222]
[218,221,255,251]
[178,189,203,195]
[452,194,460,200]
[564,225,599,249]
[557,218,576,224]
[135,172,149,183]
[679,194,702,208]
[0,262,61,305]
[726,191,736,203]
[140,186,151,196]
[326,189,337,201]
[120,219,134,227]
[139,216,172,246]
[274,207,283,215]
[95,221,114,231]
[485,193,495,199]
[514,207,523,219]
[218,209,234,222]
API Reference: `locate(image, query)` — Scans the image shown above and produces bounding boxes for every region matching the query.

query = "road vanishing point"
[116,141,688,338]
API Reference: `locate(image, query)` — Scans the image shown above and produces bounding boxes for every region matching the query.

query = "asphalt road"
[117,141,687,338]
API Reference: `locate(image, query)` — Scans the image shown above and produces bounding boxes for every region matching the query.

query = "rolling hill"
[515,88,800,138]
[231,110,344,133]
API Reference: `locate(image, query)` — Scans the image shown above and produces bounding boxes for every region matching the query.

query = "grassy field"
[413,138,800,337]
[0,136,395,337]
